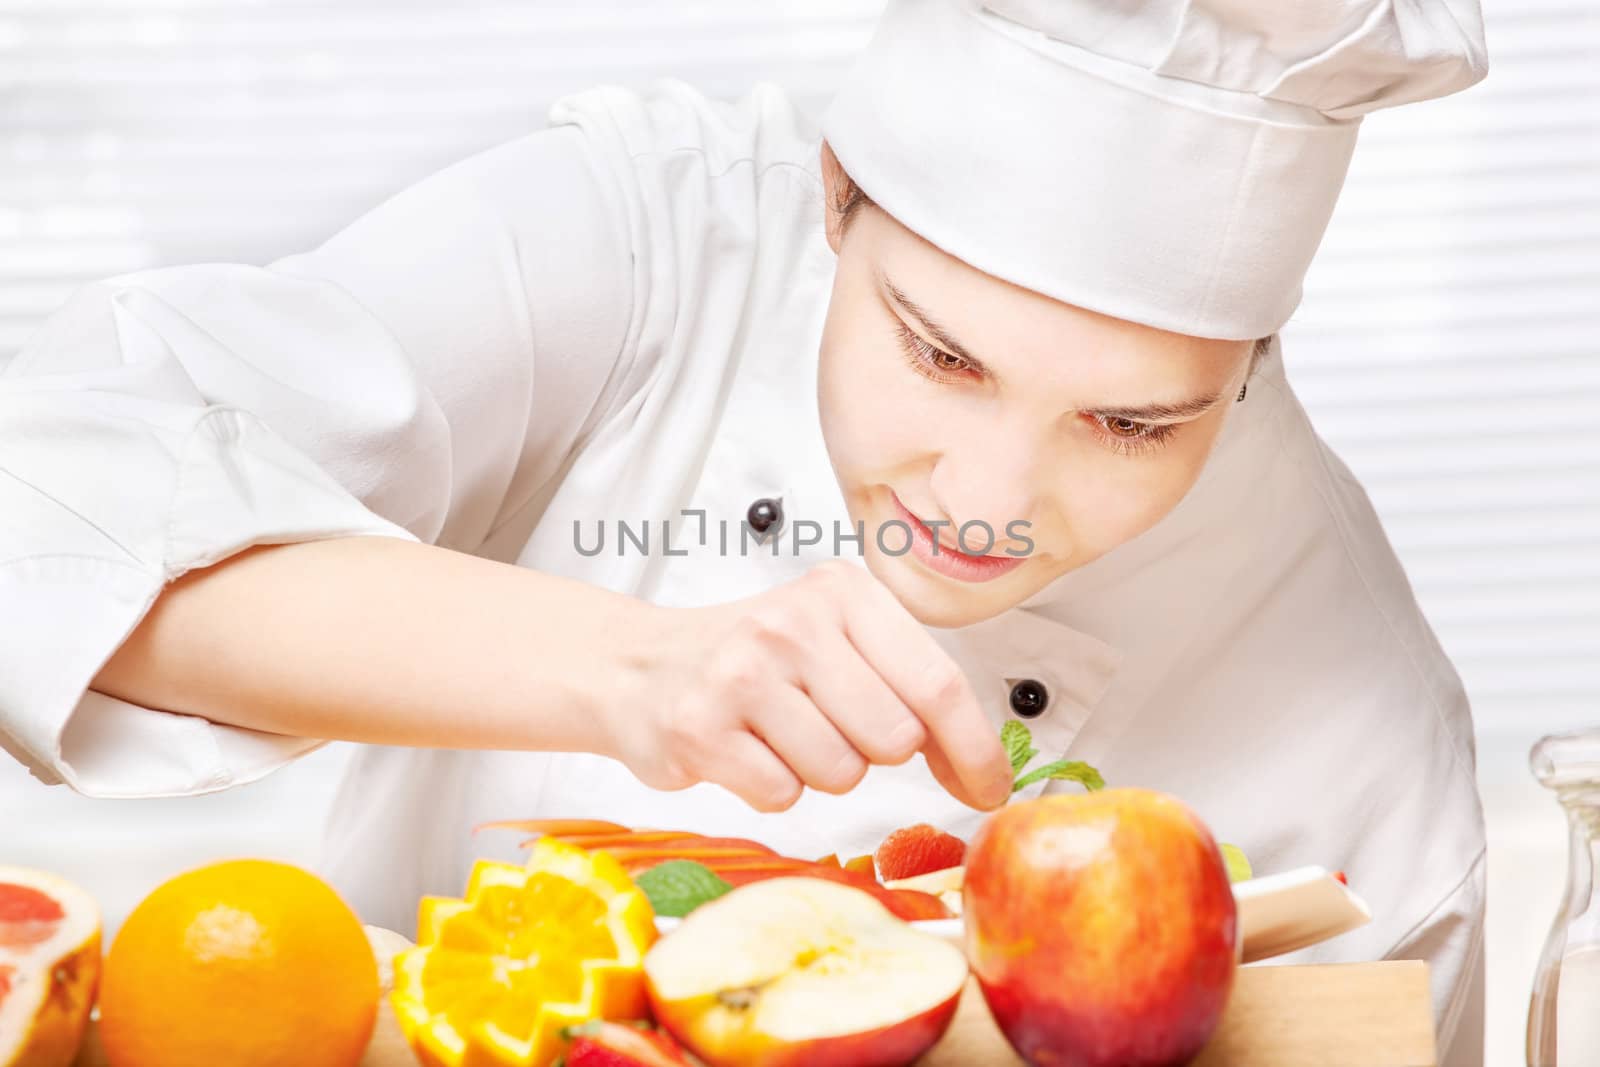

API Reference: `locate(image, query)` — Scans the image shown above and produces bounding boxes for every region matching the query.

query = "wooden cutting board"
[75,960,1436,1067]
[922,962,1437,1067]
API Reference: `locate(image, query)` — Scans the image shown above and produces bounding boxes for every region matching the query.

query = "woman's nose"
[926,435,1047,554]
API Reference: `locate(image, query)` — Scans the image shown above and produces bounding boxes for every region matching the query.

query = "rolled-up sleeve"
[0,121,636,797]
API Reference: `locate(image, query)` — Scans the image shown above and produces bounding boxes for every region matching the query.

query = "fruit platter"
[7,726,1433,1067]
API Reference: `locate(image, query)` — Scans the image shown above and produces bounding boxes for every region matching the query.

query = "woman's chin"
[862,548,1038,629]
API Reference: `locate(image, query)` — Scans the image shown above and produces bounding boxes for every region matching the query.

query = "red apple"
[643,877,968,1067]
[964,789,1238,1067]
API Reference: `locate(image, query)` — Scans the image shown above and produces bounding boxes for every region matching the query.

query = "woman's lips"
[888,493,1027,584]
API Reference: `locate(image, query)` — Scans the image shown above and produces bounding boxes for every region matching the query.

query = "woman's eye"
[1090,414,1178,455]
[896,323,972,380]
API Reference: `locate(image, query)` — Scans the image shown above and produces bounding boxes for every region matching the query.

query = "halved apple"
[883,866,964,895]
[644,878,968,1067]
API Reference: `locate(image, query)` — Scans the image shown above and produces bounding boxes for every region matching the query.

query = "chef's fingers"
[819,564,1012,810]
[710,731,806,814]
[795,626,927,767]
[746,684,869,796]
[922,741,1000,813]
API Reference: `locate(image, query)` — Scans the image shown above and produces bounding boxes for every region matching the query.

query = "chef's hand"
[605,560,1015,814]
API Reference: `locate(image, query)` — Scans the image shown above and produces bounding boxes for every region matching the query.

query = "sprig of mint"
[634,860,732,918]
[1014,758,1105,792]
[1001,721,1252,881]
[1005,720,1104,794]
[1001,720,1039,777]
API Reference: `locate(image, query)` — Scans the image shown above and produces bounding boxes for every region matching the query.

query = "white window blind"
[1280,0,1599,746]
[2,0,1595,748]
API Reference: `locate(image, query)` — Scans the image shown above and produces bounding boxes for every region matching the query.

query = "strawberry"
[561,1020,701,1067]
[874,823,967,882]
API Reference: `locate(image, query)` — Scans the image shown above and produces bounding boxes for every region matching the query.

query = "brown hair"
[831,172,1274,368]
[835,173,876,234]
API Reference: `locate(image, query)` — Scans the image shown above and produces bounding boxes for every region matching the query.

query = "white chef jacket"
[0,80,1485,1064]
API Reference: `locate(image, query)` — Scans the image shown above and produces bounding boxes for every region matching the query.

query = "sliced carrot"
[717,868,808,887]
[694,857,816,873]
[520,833,777,853]
[584,837,775,855]
[558,831,700,849]
[474,823,951,921]
[599,845,772,866]
[667,860,818,878]
[647,836,777,854]
[475,818,632,837]
[626,858,815,879]
[619,856,804,876]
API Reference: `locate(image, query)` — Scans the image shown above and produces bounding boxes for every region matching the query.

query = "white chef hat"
[821,0,1488,340]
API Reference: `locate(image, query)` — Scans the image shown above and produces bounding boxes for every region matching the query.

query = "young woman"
[0,1,1489,1062]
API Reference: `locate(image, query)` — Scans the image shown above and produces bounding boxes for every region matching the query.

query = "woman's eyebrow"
[1090,393,1224,421]
[881,275,992,374]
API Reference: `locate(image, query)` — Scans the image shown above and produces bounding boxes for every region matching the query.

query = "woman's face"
[816,152,1255,629]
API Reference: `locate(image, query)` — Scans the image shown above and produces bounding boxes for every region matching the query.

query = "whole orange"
[98,859,378,1067]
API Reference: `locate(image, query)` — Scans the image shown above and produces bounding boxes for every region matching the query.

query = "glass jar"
[1527,728,1600,1066]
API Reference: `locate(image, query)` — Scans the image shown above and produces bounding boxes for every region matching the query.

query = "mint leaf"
[1012,759,1106,793]
[560,1020,656,1041]
[1220,842,1253,883]
[635,860,733,918]
[1001,720,1038,777]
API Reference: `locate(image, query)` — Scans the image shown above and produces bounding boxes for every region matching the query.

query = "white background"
[1,2,1595,1062]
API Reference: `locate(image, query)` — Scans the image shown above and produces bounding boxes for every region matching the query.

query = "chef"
[0,0,1489,1062]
